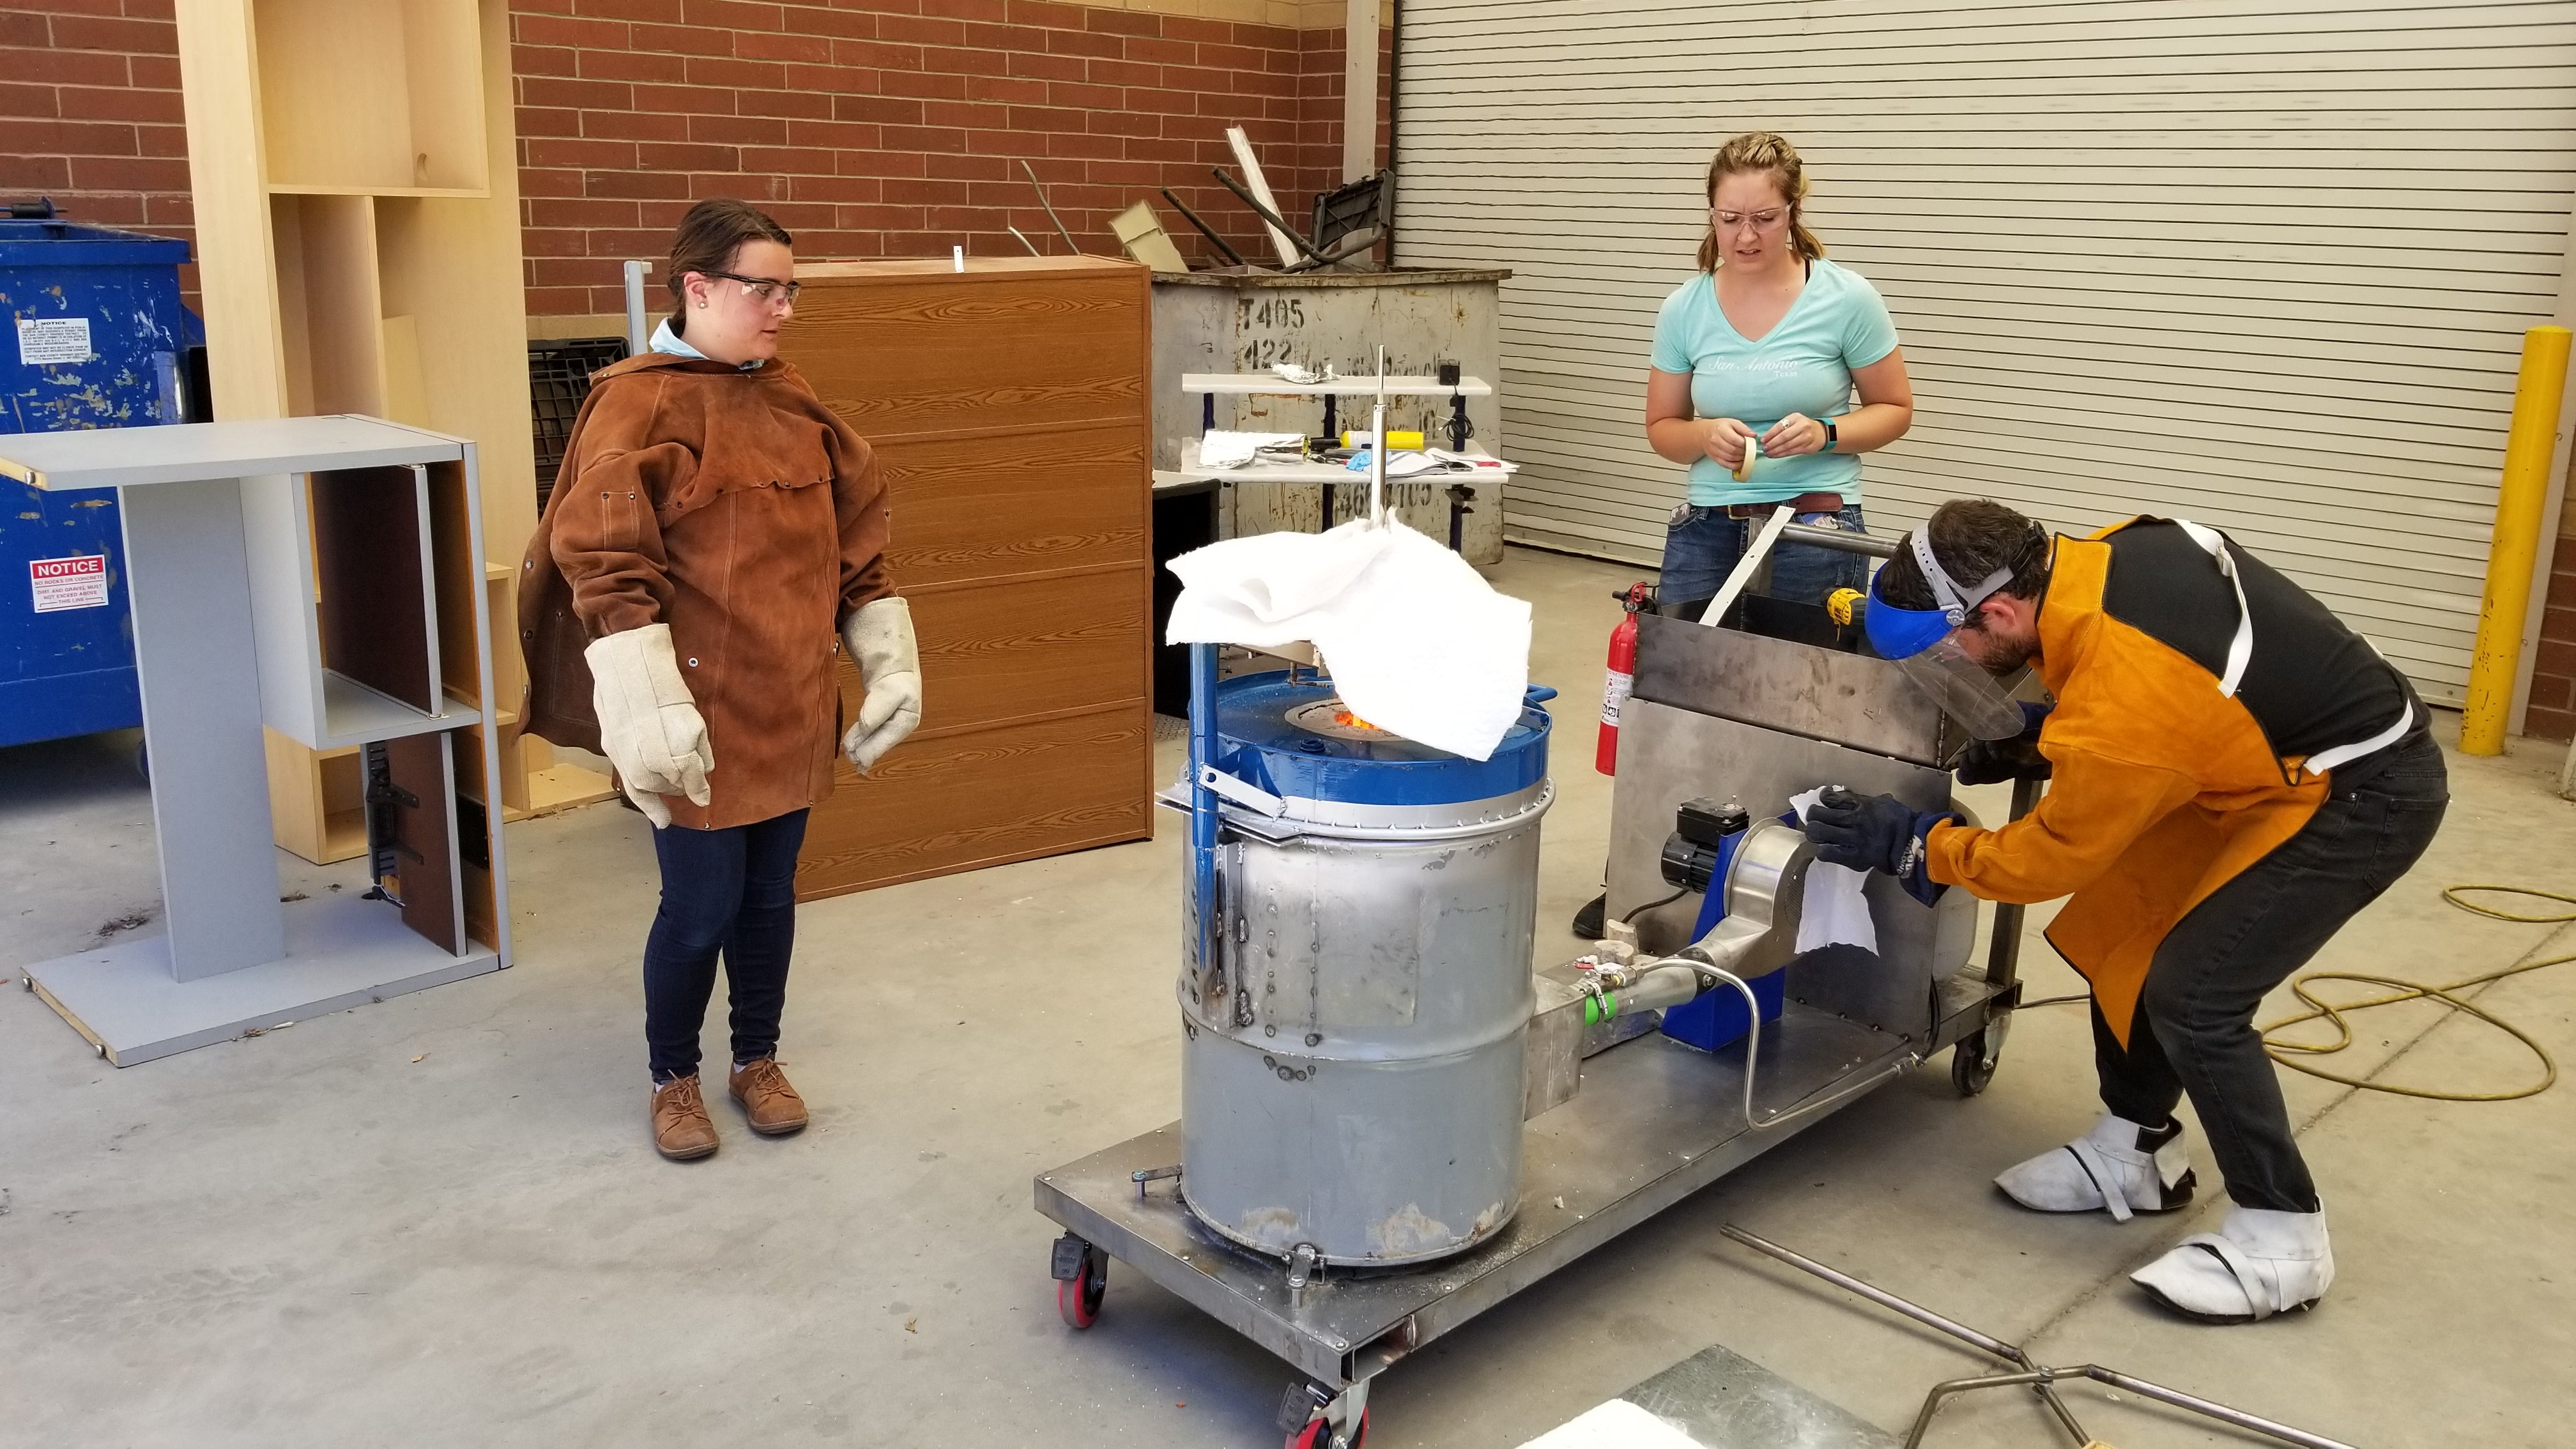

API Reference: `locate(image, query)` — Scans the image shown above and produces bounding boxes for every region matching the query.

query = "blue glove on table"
[1800,787,1958,906]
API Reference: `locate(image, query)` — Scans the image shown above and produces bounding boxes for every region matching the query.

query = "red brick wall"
[0,0,194,294]
[511,1,1384,316]
[1,1,1384,318]
[2529,530,2576,742]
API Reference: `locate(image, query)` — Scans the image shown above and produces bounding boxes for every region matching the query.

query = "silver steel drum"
[1177,671,1551,1267]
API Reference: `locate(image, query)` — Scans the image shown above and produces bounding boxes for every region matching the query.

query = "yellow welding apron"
[1926,520,2412,1045]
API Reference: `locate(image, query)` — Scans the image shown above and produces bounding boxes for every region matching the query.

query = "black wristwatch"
[1821,419,1839,453]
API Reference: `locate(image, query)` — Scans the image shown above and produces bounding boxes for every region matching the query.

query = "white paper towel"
[1164,519,1533,761]
[1788,787,1879,956]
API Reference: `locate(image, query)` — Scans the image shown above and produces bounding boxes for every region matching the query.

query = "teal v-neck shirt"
[1650,258,1899,507]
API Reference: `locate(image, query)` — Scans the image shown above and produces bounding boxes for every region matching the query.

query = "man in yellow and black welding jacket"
[1802,499,2446,1325]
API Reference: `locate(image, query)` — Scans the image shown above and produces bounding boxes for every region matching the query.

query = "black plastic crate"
[528,337,629,512]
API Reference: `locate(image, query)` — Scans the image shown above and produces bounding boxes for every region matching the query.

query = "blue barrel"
[1,216,199,749]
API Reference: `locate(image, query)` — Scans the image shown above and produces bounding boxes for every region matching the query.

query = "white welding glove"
[840,597,923,774]
[585,622,714,828]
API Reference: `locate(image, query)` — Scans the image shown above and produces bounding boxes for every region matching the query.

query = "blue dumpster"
[1,214,201,749]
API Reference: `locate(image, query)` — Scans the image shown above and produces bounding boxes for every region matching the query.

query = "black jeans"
[643,808,809,1080]
[2093,733,2448,1213]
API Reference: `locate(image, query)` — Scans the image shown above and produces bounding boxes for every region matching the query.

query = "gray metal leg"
[119,475,283,979]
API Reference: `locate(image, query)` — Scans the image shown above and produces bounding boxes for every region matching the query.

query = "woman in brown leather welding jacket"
[1804,499,2446,1325]
[518,200,923,1162]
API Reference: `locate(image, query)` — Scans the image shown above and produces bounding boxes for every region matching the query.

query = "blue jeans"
[2094,732,2447,1211]
[643,808,809,1080]
[1659,503,1870,613]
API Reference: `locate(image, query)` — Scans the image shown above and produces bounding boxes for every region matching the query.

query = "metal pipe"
[1719,1227,2025,1362]
[2461,323,2570,754]
[2082,1367,2357,1449]
[1724,1228,2359,1449]
[1161,188,1245,268]
[1904,1369,2059,1449]
[1021,159,1082,254]
[1720,1226,2090,1444]
[622,259,652,356]
[1188,643,1221,983]
[1211,168,1333,264]
[1779,520,1899,558]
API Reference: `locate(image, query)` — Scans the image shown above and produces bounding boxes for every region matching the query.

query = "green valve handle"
[1583,991,1618,1027]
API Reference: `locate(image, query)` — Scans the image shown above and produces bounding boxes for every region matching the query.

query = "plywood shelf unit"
[180,0,608,864]
[781,257,1157,898]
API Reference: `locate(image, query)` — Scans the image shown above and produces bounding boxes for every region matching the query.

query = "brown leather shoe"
[728,1057,809,1135]
[650,1075,719,1160]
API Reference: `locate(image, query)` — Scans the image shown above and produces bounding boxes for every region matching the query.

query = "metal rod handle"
[1779,519,1899,558]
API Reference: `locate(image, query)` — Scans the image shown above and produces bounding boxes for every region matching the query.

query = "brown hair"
[666,199,793,334]
[1696,132,1825,272]
[1876,500,2053,608]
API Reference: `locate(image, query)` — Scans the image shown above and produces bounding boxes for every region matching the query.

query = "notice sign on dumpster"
[30,555,109,612]
[17,316,94,365]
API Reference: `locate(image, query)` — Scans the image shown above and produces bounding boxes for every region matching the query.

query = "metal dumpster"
[1,213,201,749]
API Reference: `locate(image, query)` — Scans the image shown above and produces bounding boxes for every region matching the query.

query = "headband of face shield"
[1864,526,2032,740]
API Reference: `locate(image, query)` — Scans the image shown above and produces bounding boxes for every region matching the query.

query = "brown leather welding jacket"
[1923,518,2421,1045]
[518,351,895,831]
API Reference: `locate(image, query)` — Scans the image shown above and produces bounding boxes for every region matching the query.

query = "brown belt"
[1725,492,1843,519]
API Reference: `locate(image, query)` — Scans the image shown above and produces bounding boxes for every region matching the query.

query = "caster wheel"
[1055,1243,1107,1328]
[1952,1020,2004,1097]
[1288,1409,1368,1449]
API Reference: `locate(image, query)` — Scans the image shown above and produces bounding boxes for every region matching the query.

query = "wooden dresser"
[781,256,1156,900]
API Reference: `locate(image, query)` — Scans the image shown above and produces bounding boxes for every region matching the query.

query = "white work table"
[1,414,510,1065]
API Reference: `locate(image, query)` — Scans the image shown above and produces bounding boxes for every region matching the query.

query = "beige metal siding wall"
[1395,0,2576,702]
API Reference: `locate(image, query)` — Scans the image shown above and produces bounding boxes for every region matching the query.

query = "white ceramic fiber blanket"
[1165,519,1533,762]
[1787,786,1880,956]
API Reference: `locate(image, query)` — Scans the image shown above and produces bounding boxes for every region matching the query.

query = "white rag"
[1164,519,1533,761]
[1788,786,1880,956]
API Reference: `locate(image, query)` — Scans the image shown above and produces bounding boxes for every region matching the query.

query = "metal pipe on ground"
[1721,1225,2358,1449]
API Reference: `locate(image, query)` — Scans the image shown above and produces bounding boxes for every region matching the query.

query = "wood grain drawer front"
[847,566,1148,737]
[877,427,1147,590]
[788,276,1145,440]
[796,707,1152,898]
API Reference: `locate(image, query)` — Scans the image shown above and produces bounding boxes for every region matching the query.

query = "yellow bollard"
[2461,325,2573,756]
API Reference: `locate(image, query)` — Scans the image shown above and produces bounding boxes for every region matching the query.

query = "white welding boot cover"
[1994,1113,2195,1220]
[2131,1206,2334,1322]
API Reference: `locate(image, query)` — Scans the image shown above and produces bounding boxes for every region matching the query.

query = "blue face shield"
[1866,528,2028,741]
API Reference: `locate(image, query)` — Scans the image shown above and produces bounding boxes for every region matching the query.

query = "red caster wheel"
[1050,1233,1107,1328]
[1287,1409,1369,1449]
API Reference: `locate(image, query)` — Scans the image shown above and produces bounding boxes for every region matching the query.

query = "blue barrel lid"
[0,220,193,268]
[1214,669,1552,808]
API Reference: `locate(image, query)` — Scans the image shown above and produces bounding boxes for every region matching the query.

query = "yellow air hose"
[2257,885,2576,1101]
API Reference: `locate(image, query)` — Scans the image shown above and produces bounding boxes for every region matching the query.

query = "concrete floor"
[5,544,2574,1448]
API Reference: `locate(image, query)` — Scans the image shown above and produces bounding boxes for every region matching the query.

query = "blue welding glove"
[1802,788,1959,906]
[1954,702,2054,786]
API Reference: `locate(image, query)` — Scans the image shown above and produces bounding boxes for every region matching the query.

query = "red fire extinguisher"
[1597,583,1652,775]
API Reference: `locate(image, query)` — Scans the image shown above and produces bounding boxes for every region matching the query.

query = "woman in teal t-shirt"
[1645,132,1915,612]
